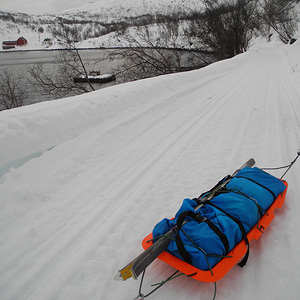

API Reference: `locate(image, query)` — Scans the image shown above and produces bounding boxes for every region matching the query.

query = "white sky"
[0,0,94,14]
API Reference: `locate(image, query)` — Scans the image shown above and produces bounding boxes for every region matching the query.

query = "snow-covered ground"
[1,39,300,300]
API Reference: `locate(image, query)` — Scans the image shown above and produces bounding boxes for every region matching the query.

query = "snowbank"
[1,42,300,300]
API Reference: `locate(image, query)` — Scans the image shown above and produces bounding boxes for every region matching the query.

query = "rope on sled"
[134,268,217,300]
[261,150,300,179]
[133,269,182,300]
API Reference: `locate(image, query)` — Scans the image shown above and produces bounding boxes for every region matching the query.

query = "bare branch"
[28,28,96,99]
[0,69,27,111]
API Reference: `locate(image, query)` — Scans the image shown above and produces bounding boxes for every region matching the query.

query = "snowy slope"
[57,0,200,18]
[1,41,300,300]
[0,0,200,49]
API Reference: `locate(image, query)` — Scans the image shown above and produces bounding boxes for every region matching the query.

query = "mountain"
[1,0,299,51]
[58,0,200,20]
[0,0,200,49]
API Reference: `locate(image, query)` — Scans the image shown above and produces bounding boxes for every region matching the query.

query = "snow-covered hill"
[1,0,299,52]
[1,36,300,300]
[59,0,200,19]
[0,0,201,50]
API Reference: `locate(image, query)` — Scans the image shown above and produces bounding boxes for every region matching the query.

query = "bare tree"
[0,69,27,111]
[114,24,183,80]
[259,0,298,44]
[185,0,259,59]
[109,17,212,82]
[29,25,95,99]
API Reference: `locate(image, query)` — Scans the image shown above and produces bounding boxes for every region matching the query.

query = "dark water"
[0,48,213,106]
[0,49,123,105]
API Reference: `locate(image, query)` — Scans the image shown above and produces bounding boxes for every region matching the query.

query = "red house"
[2,41,16,49]
[2,37,27,49]
[16,37,27,46]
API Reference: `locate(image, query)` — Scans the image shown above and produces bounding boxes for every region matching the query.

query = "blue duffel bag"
[152,167,286,271]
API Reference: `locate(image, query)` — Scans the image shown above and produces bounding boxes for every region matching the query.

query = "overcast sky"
[0,0,93,14]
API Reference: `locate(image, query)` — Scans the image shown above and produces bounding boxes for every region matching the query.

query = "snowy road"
[1,43,300,300]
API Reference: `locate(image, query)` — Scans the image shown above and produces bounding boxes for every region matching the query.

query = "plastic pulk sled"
[115,154,299,298]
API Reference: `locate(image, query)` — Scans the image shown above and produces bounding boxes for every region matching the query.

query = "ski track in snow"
[1,44,300,300]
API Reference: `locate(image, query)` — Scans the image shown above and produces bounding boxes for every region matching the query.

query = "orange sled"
[142,180,288,283]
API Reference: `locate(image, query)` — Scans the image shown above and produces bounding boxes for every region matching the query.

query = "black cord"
[261,151,300,179]
[280,151,300,179]
[136,269,181,299]
[261,165,290,171]
[135,269,218,300]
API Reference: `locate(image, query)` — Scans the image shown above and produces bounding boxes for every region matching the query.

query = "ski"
[114,158,256,281]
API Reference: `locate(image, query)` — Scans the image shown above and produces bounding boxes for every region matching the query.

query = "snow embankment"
[1,42,300,300]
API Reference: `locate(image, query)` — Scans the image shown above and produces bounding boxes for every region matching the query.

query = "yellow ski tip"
[114,263,137,281]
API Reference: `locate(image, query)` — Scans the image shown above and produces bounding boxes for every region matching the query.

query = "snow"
[0,0,201,50]
[59,0,200,17]
[0,0,199,15]
[1,40,300,300]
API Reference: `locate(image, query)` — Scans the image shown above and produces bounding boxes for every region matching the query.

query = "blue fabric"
[152,167,286,271]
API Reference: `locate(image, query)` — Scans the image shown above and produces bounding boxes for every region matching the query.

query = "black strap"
[175,211,200,265]
[175,210,230,266]
[206,220,230,254]
[203,201,249,267]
